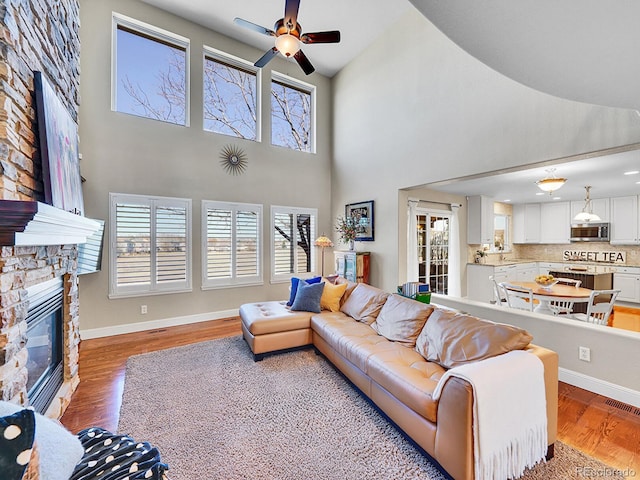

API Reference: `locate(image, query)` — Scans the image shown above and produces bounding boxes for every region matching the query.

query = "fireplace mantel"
[0,200,100,246]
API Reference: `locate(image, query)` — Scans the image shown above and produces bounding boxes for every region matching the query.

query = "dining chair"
[489,275,507,306]
[570,289,620,325]
[548,278,582,315]
[502,283,534,312]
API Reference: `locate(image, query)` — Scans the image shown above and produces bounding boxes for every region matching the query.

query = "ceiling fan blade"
[255,47,279,68]
[284,0,301,28]
[294,49,315,75]
[301,31,341,44]
[234,17,276,37]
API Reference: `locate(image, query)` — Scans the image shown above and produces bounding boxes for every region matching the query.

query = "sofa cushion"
[339,284,389,325]
[320,279,348,312]
[291,280,325,313]
[367,348,446,423]
[287,276,322,306]
[333,276,358,307]
[371,294,435,347]
[415,308,533,369]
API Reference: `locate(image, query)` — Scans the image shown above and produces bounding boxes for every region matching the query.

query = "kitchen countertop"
[468,259,633,274]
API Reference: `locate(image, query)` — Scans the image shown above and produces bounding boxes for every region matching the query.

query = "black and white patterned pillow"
[0,409,36,480]
[71,427,169,480]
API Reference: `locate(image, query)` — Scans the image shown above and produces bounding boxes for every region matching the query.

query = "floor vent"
[605,398,640,416]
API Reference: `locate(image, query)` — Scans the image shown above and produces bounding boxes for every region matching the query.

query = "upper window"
[112,13,190,126]
[271,73,315,153]
[271,206,317,282]
[203,49,260,140]
[109,193,192,298]
[202,200,262,289]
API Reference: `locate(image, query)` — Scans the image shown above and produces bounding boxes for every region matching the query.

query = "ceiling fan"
[234,0,341,75]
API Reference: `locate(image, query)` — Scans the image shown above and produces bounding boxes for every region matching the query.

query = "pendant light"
[574,186,601,222]
[535,168,567,194]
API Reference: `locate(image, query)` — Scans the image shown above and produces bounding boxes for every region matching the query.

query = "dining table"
[504,281,593,315]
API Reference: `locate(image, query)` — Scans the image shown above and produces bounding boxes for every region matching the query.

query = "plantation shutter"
[202,201,262,288]
[115,202,152,286]
[110,193,191,298]
[271,206,317,282]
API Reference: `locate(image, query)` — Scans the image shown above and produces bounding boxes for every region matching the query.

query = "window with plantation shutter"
[271,206,317,283]
[202,201,262,288]
[110,193,192,298]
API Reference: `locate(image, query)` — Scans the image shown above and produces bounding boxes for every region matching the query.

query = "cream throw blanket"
[432,350,548,480]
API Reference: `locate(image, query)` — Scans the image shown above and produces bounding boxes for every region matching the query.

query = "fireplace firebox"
[26,277,64,414]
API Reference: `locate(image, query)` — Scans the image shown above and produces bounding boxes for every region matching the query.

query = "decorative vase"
[349,239,355,251]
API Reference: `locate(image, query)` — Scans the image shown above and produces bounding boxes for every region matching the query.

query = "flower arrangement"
[335,215,358,244]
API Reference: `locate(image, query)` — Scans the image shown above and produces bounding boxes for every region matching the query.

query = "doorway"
[416,210,451,294]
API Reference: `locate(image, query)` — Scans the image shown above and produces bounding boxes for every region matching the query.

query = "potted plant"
[336,215,358,250]
[475,249,487,264]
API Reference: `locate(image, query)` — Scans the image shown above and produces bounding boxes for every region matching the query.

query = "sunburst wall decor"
[219,145,248,175]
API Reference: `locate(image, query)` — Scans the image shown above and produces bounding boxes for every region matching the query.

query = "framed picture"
[346,200,374,241]
[34,71,84,216]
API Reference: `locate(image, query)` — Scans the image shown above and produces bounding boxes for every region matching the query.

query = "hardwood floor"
[61,317,640,475]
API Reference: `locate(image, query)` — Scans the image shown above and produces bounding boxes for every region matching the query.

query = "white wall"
[78,0,333,334]
[331,8,640,292]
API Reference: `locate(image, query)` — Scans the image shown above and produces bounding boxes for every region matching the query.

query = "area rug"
[118,336,625,480]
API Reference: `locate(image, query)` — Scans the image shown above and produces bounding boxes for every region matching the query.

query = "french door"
[416,211,451,294]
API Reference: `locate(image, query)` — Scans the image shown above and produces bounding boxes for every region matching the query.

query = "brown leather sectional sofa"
[240,280,558,480]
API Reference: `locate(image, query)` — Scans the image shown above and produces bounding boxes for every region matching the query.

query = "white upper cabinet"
[513,204,540,243]
[467,195,494,245]
[570,198,610,223]
[540,202,570,243]
[610,195,639,245]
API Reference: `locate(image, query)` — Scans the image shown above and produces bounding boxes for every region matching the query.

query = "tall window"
[271,206,317,282]
[109,193,192,298]
[112,13,189,126]
[416,211,450,294]
[271,73,314,153]
[203,49,260,140]
[202,201,262,288]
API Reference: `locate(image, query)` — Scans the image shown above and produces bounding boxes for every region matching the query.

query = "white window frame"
[202,46,262,142]
[270,205,318,283]
[270,71,316,154]
[109,193,192,298]
[201,200,263,289]
[111,12,191,126]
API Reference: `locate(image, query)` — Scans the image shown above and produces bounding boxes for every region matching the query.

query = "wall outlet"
[141,305,148,314]
[579,346,591,362]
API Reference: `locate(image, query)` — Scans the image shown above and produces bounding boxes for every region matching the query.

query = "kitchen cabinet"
[570,198,610,222]
[613,266,640,303]
[538,262,564,275]
[610,195,639,245]
[513,204,540,243]
[467,195,494,245]
[515,262,537,281]
[540,202,570,243]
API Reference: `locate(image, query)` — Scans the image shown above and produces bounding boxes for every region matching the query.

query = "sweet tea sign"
[562,250,626,263]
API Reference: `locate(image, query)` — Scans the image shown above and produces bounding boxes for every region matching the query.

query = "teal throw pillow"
[287,276,322,306]
[291,280,325,313]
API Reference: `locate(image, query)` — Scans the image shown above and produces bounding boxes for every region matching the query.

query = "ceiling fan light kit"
[535,167,567,194]
[234,0,341,75]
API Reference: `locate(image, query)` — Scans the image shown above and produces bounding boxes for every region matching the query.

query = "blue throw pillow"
[0,409,35,480]
[290,280,325,313]
[287,276,322,306]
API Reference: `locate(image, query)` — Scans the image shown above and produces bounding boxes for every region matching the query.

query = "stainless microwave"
[570,222,610,242]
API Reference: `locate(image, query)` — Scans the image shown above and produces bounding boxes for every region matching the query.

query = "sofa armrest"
[433,344,558,480]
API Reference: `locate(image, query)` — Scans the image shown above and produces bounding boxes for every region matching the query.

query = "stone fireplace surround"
[0,203,99,419]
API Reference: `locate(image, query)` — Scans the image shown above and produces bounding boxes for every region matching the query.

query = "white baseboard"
[79,309,239,340]
[559,367,640,408]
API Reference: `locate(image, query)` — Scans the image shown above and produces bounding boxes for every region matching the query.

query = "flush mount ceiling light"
[535,168,567,194]
[574,186,602,222]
